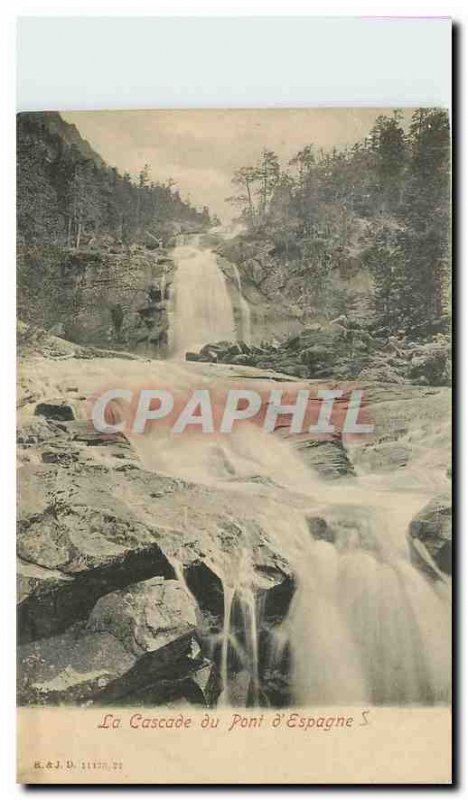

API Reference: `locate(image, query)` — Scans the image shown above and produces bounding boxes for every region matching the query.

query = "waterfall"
[169,234,235,357]
[262,506,450,706]
[22,230,451,708]
[231,263,252,344]
[127,400,450,707]
[217,549,261,707]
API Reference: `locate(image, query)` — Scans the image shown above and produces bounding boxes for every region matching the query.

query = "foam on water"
[18,231,451,707]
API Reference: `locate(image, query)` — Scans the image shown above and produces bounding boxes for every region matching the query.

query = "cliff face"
[64,248,175,354]
[216,227,375,338]
[19,244,175,355]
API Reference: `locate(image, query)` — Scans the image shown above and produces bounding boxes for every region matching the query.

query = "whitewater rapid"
[18,231,451,708]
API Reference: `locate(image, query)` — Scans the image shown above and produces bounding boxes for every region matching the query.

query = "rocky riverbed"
[17,332,452,708]
[185,321,451,386]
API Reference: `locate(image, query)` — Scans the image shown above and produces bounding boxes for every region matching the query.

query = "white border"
[17,16,451,111]
[2,4,463,798]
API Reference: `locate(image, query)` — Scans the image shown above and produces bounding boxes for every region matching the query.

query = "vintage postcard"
[17,105,452,783]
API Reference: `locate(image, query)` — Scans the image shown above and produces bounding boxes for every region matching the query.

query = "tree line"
[227,109,450,336]
[17,112,211,249]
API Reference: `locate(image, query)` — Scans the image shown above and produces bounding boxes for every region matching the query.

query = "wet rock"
[322,506,382,555]
[261,574,295,624]
[307,516,334,543]
[40,449,79,465]
[17,417,63,446]
[221,670,252,707]
[183,560,224,621]
[304,439,354,479]
[17,473,177,643]
[409,538,449,583]
[409,494,452,575]
[18,625,135,705]
[183,546,294,632]
[35,400,75,421]
[230,353,255,367]
[352,441,410,472]
[286,435,354,479]
[261,670,291,707]
[18,577,211,706]
[347,384,450,477]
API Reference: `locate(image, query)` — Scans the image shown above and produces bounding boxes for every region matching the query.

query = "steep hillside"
[213,109,451,384]
[222,111,450,328]
[17,112,211,351]
[17,111,210,248]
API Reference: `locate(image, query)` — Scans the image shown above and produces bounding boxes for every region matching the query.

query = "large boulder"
[409,340,451,386]
[409,493,452,575]
[346,384,451,477]
[17,499,177,643]
[17,459,180,643]
[17,396,300,708]
[18,577,219,706]
[306,439,354,479]
[286,435,354,479]
[86,577,197,655]
[35,400,76,421]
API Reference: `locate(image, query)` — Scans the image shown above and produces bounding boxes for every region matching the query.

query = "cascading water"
[169,234,236,357]
[216,548,261,707]
[261,501,450,706]
[231,263,252,344]
[20,353,451,707]
[19,231,451,709]
[168,225,451,707]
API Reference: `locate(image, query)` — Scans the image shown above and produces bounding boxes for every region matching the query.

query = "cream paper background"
[18,706,451,784]
[15,15,453,789]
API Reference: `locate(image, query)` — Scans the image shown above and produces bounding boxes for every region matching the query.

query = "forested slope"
[215,108,451,384]
[17,112,211,342]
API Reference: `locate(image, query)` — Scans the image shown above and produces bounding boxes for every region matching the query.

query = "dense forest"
[17,112,213,334]
[17,109,451,384]
[225,109,451,340]
[17,112,211,248]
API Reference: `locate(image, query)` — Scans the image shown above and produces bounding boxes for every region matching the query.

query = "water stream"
[169,235,236,357]
[19,231,451,707]
[231,262,252,344]
[166,231,450,706]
